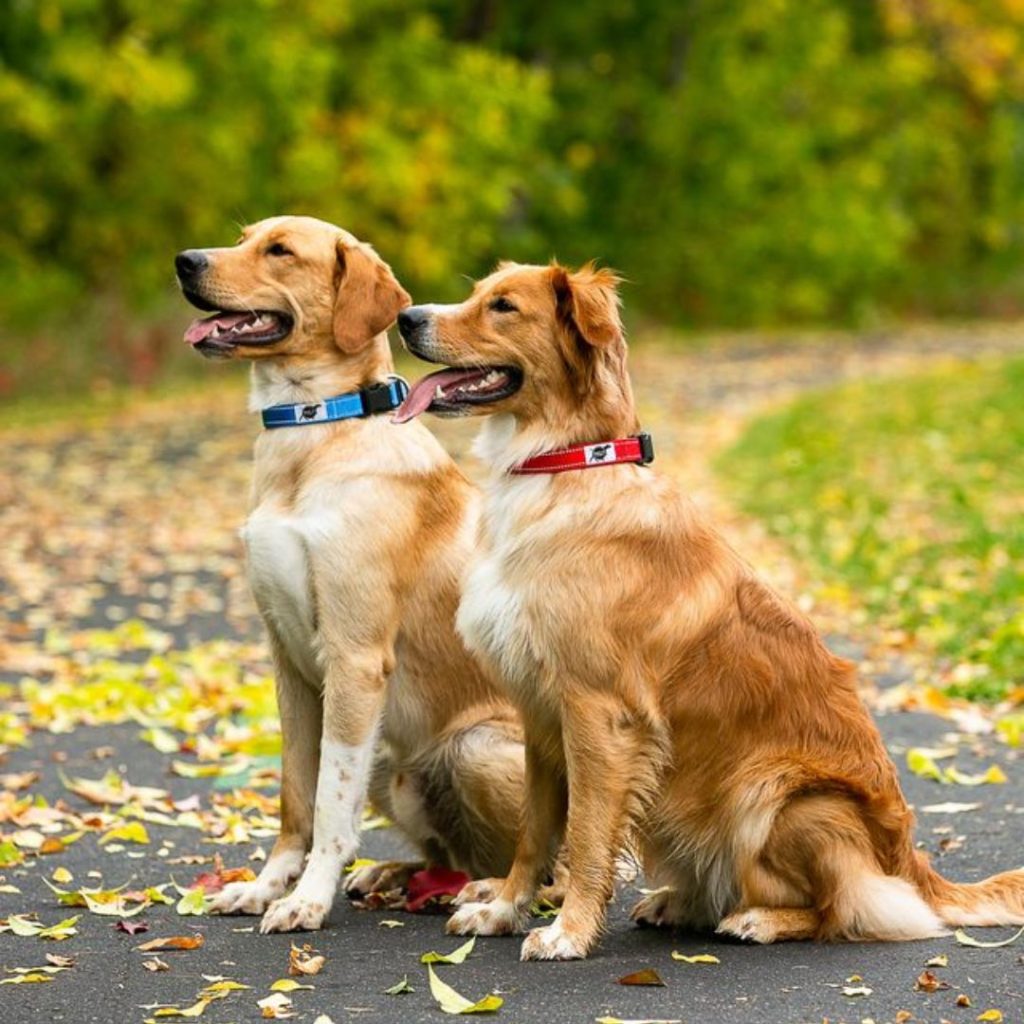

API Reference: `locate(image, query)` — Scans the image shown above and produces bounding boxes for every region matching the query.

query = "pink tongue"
[183,312,254,345]
[393,367,485,424]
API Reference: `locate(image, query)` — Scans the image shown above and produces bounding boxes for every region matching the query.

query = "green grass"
[717,355,1024,702]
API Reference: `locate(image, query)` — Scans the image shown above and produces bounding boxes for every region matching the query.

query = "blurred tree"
[0,0,552,327]
[3,0,1024,387]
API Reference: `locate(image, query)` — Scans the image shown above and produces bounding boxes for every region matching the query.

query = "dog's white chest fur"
[457,474,550,696]
[243,506,325,685]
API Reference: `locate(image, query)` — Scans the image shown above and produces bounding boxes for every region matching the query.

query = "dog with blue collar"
[175,216,531,934]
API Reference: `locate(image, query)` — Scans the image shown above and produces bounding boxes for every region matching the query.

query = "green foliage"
[6,0,1024,393]
[717,356,1024,702]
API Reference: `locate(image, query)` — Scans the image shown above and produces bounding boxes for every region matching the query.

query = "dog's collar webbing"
[261,377,409,429]
[510,433,654,475]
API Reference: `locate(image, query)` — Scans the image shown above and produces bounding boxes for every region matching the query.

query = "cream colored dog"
[175,217,525,932]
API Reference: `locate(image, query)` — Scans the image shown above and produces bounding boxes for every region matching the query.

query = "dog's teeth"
[435,385,445,400]
[210,326,221,338]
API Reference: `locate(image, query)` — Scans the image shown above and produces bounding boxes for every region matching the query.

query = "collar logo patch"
[299,403,327,422]
[584,443,613,464]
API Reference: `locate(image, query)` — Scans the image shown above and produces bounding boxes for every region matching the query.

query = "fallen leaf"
[0,883,22,894]
[925,953,949,967]
[907,748,943,780]
[270,979,313,992]
[288,943,325,976]
[379,919,404,929]
[943,765,1007,786]
[921,802,982,814]
[136,934,205,952]
[594,1018,682,1024]
[1,771,40,791]
[51,867,73,885]
[670,952,719,964]
[955,925,1024,948]
[153,997,211,1018]
[915,969,950,992]
[427,965,503,1015]
[99,821,149,845]
[405,866,471,913]
[143,958,170,972]
[421,937,476,964]
[842,985,873,997]
[257,992,295,1019]
[0,972,54,984]
[976,1012,1003,1023]
[45,954,74,968]
[116,919,149,935]
[957,994,972,1007]
[175,888,208,916]
[385,976,413,995]
[618,968,665,987]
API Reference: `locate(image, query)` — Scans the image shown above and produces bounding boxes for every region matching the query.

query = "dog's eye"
[489,296,518,313]
[265,243,293,257]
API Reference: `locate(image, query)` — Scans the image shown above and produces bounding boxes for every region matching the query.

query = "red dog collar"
[510,433,654,475]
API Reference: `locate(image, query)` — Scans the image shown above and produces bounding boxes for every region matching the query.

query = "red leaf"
[404,866,470,913]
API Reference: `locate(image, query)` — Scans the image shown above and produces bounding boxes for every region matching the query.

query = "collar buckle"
[361,377,408,415]
[637,432,655,465]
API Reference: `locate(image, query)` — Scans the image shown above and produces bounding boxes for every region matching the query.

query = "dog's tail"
[913,855,1024,928]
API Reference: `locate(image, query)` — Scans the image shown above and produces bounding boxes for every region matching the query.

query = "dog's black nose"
[398,305,430,339]
[175,249,208,282]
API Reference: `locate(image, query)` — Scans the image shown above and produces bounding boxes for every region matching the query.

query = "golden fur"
[177,217,525,931]
[397,261,1024,960]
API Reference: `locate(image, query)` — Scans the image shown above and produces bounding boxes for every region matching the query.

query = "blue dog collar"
[261,377,409,429]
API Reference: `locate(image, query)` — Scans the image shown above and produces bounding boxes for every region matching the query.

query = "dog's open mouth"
[183,309,293,356]
[393,366,522,423]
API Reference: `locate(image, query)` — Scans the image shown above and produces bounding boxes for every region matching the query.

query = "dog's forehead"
[240,216,345,250]
[475,263,548,296]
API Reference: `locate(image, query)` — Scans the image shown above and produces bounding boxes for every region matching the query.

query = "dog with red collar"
[395,260,1024,961]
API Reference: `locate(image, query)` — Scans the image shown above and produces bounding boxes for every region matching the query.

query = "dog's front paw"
[344,860,420,899]
[446,899,527,937]
[259,894,329,934]
[520,919,589,961]
[210,880,280,917]
[716,908,772,944]
[452,877,503,907]
[630,887,683,929]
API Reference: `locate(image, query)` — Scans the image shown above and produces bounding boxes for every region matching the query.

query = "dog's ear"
[550,261,624,350]
[333,240,411,353]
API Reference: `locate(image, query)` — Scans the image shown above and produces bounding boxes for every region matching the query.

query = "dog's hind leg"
[212,636,321,916]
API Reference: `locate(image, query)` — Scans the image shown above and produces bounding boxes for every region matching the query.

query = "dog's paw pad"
[210,881,277,917]
[629,888,682,929]
[716,909,771,944]
[453,878,502,906]
[520,922,588,961]
[259,895,328,934]
[446,900,525,937]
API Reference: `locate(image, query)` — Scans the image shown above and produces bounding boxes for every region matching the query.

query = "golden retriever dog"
[393,261,1024,960]
[174,216,525,932]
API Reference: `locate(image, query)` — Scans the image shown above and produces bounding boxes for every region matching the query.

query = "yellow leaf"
[0,972,54,984]
[51,868,73,884]
[153,997,212,1018]
[956,925,1024,948]
[343,858,378,873]
[907,749,942,781]
[670,952,719,964]
[270,979,313,992]
[942,765,1007,786]
[99,821,149,845]
[421,937,476,964]
[977,1012,1003,1023]
[427,965,503,1014]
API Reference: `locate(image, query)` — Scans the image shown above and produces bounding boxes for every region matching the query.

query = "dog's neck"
[248,334,394,413]
[475,370,640,475]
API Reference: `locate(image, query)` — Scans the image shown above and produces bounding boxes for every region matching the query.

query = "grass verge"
[717,355,1023,702]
